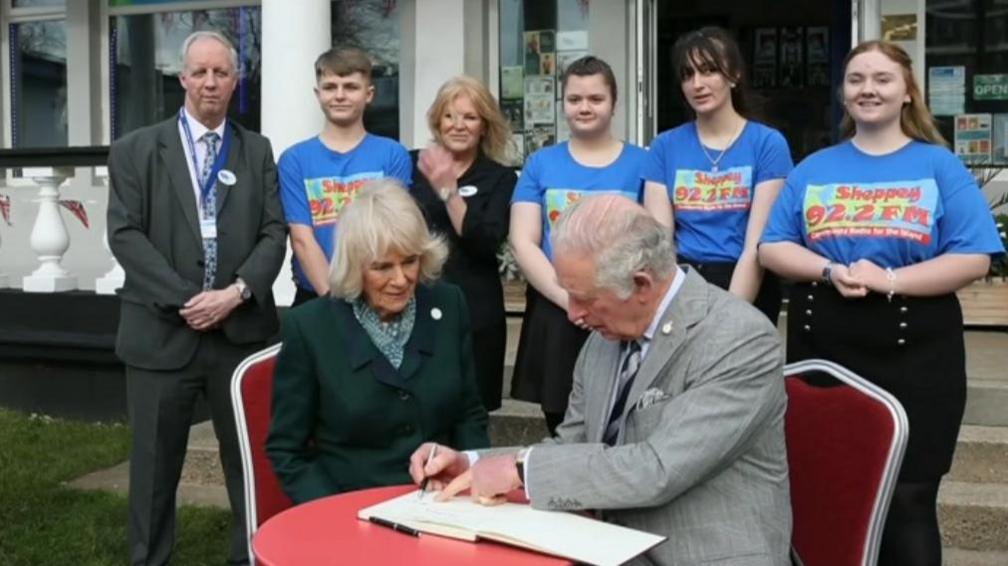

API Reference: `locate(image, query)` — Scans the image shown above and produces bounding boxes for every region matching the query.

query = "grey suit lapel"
[624,269,710,414]
[158,117,202,244]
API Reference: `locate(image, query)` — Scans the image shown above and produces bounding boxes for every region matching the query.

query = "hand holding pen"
[408,442,470,496]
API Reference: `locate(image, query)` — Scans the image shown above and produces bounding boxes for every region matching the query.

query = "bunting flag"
[59,199,90,229]
[0,195,10,226]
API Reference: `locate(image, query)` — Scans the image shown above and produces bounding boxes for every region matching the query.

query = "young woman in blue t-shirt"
[643,27,792,323]
[509,56,647,434]
[760,41,1004,566]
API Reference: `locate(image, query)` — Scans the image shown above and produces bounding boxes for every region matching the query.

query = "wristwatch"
[821,262,835,286]
[233,278,252,302]
[515,447,530,486]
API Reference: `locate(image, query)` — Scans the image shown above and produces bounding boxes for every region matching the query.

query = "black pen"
[368,516,421,537]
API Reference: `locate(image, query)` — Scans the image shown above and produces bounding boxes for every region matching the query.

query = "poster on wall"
[881,14,918,41]
[752,27,776,88]
[779,27,804,88]
[993,114,1008,163]
[954,113,993,162]
[557,50,588,76]
[525,126,556,156]
[556,30,588,51]
[928,66,966,116]
[524,94,555,125]
[805,26,829,87]
[501,66,524,100]
[501,99,524,131]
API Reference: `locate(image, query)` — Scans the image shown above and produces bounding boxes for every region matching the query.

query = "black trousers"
[127,332,263,566]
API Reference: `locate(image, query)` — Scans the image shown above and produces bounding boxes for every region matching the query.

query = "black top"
[410,150,517,330]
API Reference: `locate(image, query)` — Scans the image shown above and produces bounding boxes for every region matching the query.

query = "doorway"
[641,0,852,161]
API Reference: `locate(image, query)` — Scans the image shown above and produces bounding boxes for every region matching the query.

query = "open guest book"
[357,489,666,566]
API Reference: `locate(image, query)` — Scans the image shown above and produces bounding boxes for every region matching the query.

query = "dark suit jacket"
[106,114,286,370]
[266,281,490,504]
[409,150,516,330]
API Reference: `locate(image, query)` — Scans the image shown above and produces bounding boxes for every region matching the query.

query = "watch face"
[241,287,252,300]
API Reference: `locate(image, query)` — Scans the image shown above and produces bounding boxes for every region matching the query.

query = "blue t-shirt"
[642,121,793,263]
[512,141,648,260]
[279,134,412,291]
[762,140,1005,267]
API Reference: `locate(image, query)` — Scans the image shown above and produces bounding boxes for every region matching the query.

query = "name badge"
[458,185,478,197]
[217,169,237,186]
[200,218,218,239]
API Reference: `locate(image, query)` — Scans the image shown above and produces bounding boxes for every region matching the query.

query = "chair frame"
[784,358,909,566]
[230,342,284,563]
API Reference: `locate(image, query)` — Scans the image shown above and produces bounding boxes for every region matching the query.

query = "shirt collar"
[641,266,686,344]
[182,107,226,141]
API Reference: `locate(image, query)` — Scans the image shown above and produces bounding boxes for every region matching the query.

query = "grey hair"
[180,30,239,74]
[328,178,448,299]
[552,194,677,299]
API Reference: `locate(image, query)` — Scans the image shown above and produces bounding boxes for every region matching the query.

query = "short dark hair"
[561,55,618,103]
[314,47,372,81]
[671,27,747,115]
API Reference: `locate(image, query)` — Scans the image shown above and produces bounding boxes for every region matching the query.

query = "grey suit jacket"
[527,268,791,565]
[107,114,286,370]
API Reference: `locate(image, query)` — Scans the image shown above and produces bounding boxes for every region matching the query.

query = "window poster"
[526,125,556,156]
[501,99,523,131]
[993,114,1008,162]
[752,27,777,89]
[501,66,524,100]
[806,26,829,88]
[557,50,588,76]
[954,113,993,162]
[524,30,555,76]
[779,26,804,88]
[928,66,966,116]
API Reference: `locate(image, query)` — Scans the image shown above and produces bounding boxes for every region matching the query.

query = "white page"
[358,490,666,566]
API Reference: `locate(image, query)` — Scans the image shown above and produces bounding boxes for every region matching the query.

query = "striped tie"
[603,340,642,446]
[200,132,220,290]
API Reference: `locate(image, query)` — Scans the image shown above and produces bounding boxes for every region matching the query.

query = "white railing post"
[21,166,77,292]
[93,166,124,295]
[0,223,7,288]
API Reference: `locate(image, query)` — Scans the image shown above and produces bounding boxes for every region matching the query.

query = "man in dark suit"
[106,30,285,566]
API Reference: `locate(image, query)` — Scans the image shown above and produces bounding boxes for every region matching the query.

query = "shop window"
[330,0,400,140]
[499,0,590,161]
[9,19,67,147]
[110,6,262,139]
[923,0,1008,165]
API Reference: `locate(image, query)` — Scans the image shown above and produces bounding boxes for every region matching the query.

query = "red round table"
[252,485,573,566]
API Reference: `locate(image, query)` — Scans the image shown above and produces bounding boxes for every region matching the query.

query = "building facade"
[1,0,1005,303]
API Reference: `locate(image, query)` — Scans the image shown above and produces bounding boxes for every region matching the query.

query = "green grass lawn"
[0,408,231,565]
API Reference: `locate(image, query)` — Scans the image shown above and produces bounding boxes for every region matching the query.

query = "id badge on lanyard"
[180,111,232,239]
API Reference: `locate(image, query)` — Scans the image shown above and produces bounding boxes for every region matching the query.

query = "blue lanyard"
[179,110,232,209]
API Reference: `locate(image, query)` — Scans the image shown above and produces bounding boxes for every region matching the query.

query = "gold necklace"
[698,120,745,172]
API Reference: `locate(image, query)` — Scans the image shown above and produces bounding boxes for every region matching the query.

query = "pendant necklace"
[699,120,745,173]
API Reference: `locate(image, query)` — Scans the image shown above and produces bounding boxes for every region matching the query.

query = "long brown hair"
[426,75,513,164]
[839,40,946,145]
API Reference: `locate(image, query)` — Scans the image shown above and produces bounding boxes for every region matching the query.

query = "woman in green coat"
[267,180,490,504]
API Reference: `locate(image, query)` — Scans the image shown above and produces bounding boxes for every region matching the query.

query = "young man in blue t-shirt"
[278,47,412,305]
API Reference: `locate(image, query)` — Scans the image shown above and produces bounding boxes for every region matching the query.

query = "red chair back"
[784,359,908,566]
[230,344,293,563]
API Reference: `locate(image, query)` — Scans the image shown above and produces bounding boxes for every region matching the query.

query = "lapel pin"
[217,169,237,186]
[661,322,673,335]
[430,308,442,320]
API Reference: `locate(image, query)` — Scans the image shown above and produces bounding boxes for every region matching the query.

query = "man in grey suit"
[107,30,285,566]
[412,195,791,565]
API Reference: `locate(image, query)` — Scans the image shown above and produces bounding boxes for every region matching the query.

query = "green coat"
[266,281,490,504]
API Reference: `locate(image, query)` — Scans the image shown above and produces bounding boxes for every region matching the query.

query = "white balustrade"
[21,166,77,292]
[93,166,124,295]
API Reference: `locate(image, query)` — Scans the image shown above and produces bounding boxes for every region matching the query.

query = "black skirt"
[680,258,782,325]
[786,282,966,481]
[510,285,590,414]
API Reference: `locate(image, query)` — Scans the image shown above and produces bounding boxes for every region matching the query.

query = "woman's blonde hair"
[328,179,448,299]
[839,40,946,145]
[427,75,513,164]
